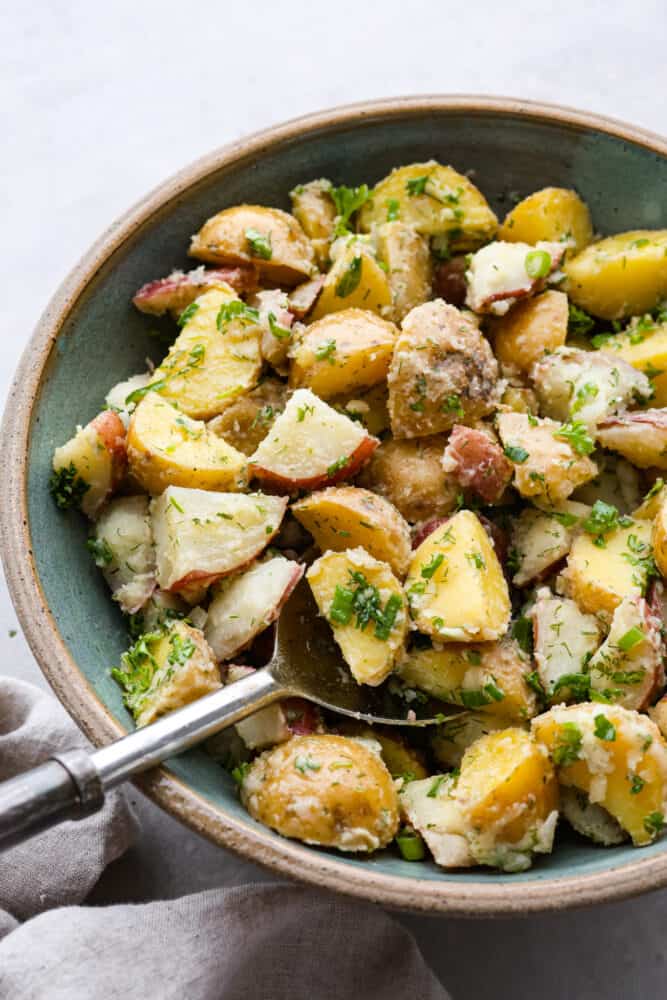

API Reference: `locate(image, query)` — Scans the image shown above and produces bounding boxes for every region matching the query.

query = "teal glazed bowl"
[3,97,667,915]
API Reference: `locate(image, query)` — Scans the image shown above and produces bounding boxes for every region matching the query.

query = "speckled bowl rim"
[3,95,667,916]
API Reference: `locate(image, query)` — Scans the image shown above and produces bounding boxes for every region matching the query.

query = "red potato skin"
[91,410,128,489]
[132,265,259,315]
[432,256,468,306]
[283,698,323,735]
[475,245,566,311]
[249,436,379,494]
[288,276,325,319]
[443,425,513,504]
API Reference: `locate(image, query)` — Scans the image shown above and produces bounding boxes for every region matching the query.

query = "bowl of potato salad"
[4,96,667,914]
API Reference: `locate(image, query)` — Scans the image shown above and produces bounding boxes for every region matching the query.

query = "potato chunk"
[442,424,513,504]
[387,300,499,439]
[455,728,558,871]
[560,787,626,845]
[205,556,303,661]
[431,713,517,769]
[289,179,336,267]
[398,637,536,721]
[404,510,511,641]
[565,230,667,319]
[375,221,432,322]
[189,205,316,285]
[246,288,294,373]
[132,265,259,316]
[530,588,602,700]
[588,596,664,710]
[531,347,651,431]
[496,412,598,504]
[358,161,498,249]
[306,547,407,686]
[357,435,459,523]
[597,409,667,470]
[240,734,399,852]
[465,241,565,316]
[591,318,667,383]
[206,377,288,457]
[292,486,411,577]
[249,388,378,492]
[399,775,474,868]
[92,495,156,614]
[498,187,593,254]
[151,486,287,595]
[127,393,247,495]
[112,620,221,728]
[510,502,590,587]
[51,410,127,519]
[533,703,667,846]
[335,720,429,780]
[491,290,568,373]
[150,286,262,420]
[331,382,390,436]
[561,517,654,616]
[288,308,397,398]
[309,239,391,321]
[652,489,667,577]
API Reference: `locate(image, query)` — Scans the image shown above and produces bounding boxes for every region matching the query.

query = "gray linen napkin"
[0,678,448,1000]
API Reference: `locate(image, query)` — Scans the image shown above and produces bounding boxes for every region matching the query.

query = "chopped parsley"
[231,761,251,786]
[315,339,337,363]
[551,673,591,700]
[386,198,400,221]
[86,537,114,567]
[644,811,665,837]
[465,551,485,570]
[216,300,260,331]
[568,303,596,337]
[593,714,616,741]
[177,301,199,327]
[571,382,599,415]
[512,616,534,654]
[326,456,349,478]
[245,228,272,260]
[406,175,429,196]
[330,184,372,236]
[111,630,163,715]
[525,670,546,699]
[167,631,196,667]
[49,463,91,510]
[427,775,447,798]
[554,420,595,456]
[630,774,645,795]
[420,553,444,579]
[329,570,402,640]
[294,755,321,774]
[582,500,625,546]
[442,394,464,418]
[335,255,363,298]
[552,722,583,766]
[504,444,529,464]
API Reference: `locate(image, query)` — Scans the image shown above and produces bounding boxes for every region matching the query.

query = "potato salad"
[50,160,667,872]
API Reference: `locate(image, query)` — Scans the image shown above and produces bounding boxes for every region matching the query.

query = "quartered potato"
[289,179,336,267]
[288,308,397,398]
[399,774,474,868]
[465,240,565,316]
[330,382,390,436]
[431,713,517,770]
[587,596,664,710]
[560,787,627,845]
[241,734,399,851]
[565,230,667,319]
[388,300,499,439]
[292,486,412,577]
[189,205,317,285]
[358,161,498,250]
[306,547,407,686]
[375,221,432,322]
[404,510,511,641]
[150,286,262,420]
[491,289,569,372]
[206,377,289,456]
[51,410,127,519]
[591,317,667,385]
[92,495,156,614]
[309,239,392,321]
[530,588,602,700]
[597,409,667,469]
[442,424,513,505]
[127,393,248,494]
[510,502,590,587]
[132,265,259,316]
[357,434,460,523]
[498,187,593,255]
[533,703,667,846]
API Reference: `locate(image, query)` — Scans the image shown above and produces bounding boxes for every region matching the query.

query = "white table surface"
[2,1,666,996]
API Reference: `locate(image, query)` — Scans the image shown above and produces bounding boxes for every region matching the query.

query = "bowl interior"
[25,104,667,894]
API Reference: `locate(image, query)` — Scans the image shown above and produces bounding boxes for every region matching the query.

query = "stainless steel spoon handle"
[0,668,283,850]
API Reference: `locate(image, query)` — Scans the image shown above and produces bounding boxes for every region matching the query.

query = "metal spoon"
[0,578,458,849]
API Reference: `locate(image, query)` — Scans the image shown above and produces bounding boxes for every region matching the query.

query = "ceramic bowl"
[3,97,667,915]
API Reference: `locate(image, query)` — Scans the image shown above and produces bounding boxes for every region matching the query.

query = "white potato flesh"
[92,495,156,613]
[399,776,474,868]
[151,486,287,595]
[205,556,304,661]
[531,347,651,431]
[560,787,626,845]
[597,409,667,469]
[511,501,590,587]
[105,373,152,427]
[530,588,602,698]
[247,288,294,372]
[588,596,664,710]
[465,241,565,315]
[249,388,377,491]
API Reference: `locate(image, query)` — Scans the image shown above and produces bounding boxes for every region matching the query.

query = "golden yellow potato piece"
[375,221,432,322]
[51,410,126,519]
[358,161,498,249]
[206,377,288,456]
[596,318,667,377]
[496,412,598,504]
[306,547,408,686]
[240,734,399,852]
[127,393,247,495]
[331,383,391,436]
[431,713,519,770]
[398,637,537,721]
[289,308,397,399]
[404,510,511,641]
[565,230,667,319]
[310,241,391,321]
[290,179,336,267]
[533,703,667,846]
[189,204,316,285]
[357,435,459,523]
[456,728,558,870]
[652,491,667,578]
[292,485,411,577]
[500,385,539,415]
[335,721,429,780]
[562,517,653,616]
[152,286,262,420]
[492,290,568,372]
[498,187,593,255]
[649,695,667,740]
[112,621,221,728]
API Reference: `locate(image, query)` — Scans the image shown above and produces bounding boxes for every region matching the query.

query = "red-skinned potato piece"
[226,665,324,749]
[51,410,127,519]
[465,241,566,315]
[442,425,513,504]
[432,256,468,306]
[249,388,378,493]
[132,265,259,316]
[288,276,325,319]
[411,513,509,565]
[597,409,667,469]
